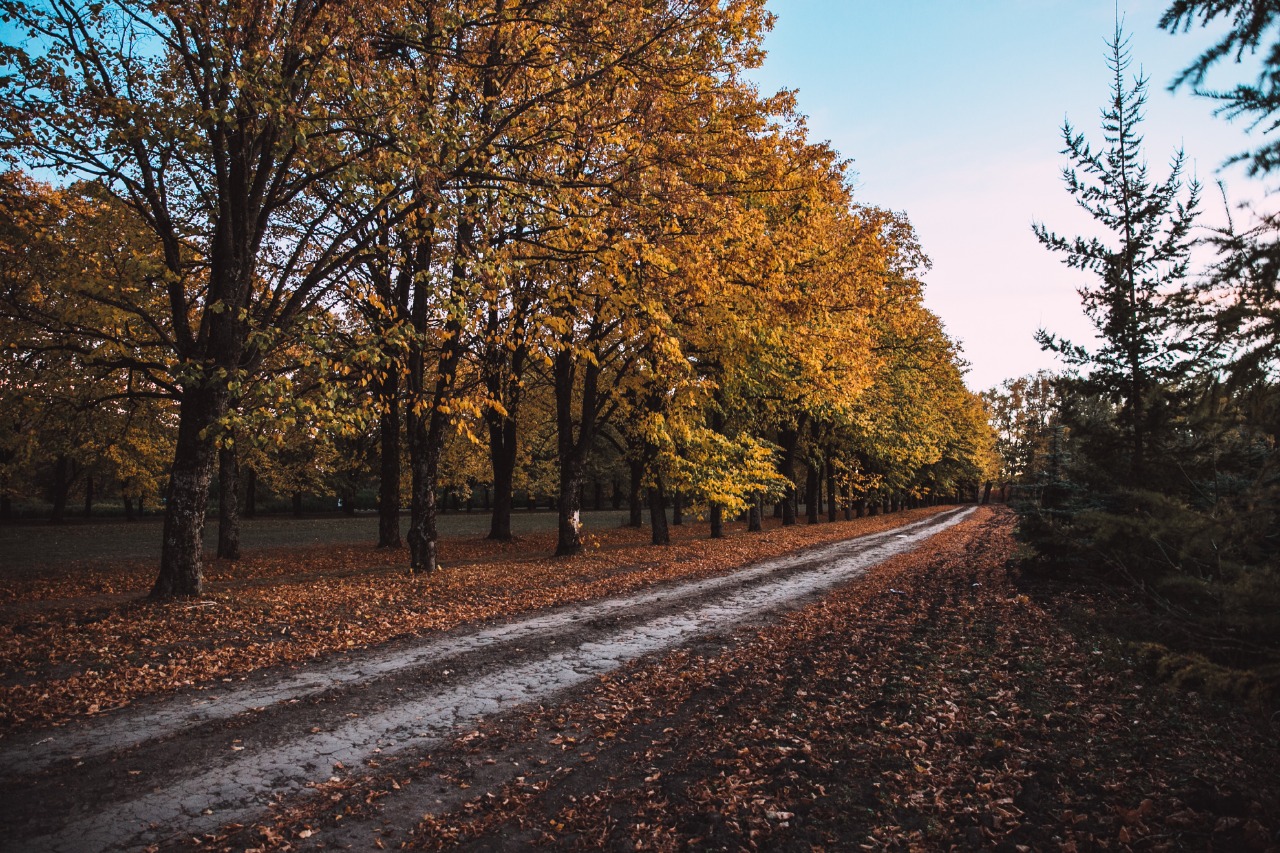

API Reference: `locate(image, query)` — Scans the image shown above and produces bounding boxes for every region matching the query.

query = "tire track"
[1,507,972,852]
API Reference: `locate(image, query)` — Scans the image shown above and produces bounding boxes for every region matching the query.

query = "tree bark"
[377,379,402,548]
[217,445,240,560]
[555,454,586,556]
[122,491,135,522]
[406,395,449,574]
[827,464,838,523]
[407,310,462,573]
[628,458,644,527]
[373,376,401,548]
[553,345,603,556]
[649,480,670,546]
[50,454,71,523]
[82,474,93,518]
[672,491,684,525]
[243,466,257,519]
[487,413,518,541]
[748,492,763,532]
[778,425,800,526]
[152,385,224,598]
[709,503,724,539]
[805,462,820,525]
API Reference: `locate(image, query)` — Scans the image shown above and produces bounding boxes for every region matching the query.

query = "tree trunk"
[805,463,820,524]
[243,466,257,519]
[406,407,441,574]
[649,480,670,546]
[778,425,800,526]
[152,386,224,598]
[827,465,838,523]
[710,503,724,539]
[378,382,402,548]
[122,491,135,522]
[555,454,586,556]
[82,474,93,518]
[748,492,763,532]
[50,454,70,523]
[483,341,525,541]
[293,491,303,517]
[982,480,993,505]
[672,491,683,525]
[552,346,603,556]
[217,446,240,560]
[628,458,644,527]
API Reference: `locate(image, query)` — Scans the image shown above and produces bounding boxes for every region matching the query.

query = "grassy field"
[0,509,638,578]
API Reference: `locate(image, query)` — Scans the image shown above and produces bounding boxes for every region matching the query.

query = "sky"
[747,0,1266,392]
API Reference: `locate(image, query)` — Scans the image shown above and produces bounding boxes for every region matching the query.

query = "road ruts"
[0,507,974,852]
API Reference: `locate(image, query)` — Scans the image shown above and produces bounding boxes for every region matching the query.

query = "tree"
[1032,24,1201,484]
[1162,1,1280,175]
[2,0,408,596]
[1161,2,1280,381]
[0,172,176,520]
[981,371,1060,492]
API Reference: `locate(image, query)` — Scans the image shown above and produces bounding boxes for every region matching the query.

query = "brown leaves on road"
[0,509,943,731]
[364,506,1279,852]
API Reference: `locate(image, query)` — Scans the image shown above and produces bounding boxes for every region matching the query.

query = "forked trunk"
[552,344,604,556]
[487,414,518,541]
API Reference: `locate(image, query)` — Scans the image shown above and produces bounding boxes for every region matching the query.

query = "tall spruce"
[1033,24,1201,484]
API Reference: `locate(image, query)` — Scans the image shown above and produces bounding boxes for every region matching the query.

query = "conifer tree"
[1033,24,1201,484]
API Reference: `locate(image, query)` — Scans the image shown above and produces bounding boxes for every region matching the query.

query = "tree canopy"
[1,0,994,597]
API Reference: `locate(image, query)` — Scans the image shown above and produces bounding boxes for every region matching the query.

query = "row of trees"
[989,9,1280,698]
[0,0,996,598]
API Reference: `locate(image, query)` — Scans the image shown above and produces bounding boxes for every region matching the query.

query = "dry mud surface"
[0,508,972,852]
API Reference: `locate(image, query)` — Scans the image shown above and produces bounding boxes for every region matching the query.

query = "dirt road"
[0,507,972,852]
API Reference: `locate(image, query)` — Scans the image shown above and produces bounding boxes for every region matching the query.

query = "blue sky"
[748,0,1263,391]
